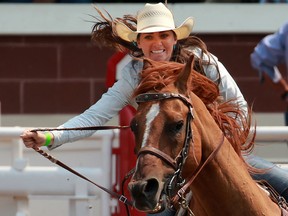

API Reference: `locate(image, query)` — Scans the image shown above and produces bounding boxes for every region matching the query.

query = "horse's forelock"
[134,61,183,96]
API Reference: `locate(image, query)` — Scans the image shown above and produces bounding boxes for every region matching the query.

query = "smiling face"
[137,31,177,61]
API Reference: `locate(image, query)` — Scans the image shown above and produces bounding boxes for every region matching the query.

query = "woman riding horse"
[21,2,288,215]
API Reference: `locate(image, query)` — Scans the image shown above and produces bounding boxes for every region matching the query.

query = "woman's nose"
[152,38,163,45]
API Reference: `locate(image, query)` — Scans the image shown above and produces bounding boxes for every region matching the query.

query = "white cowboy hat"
[115,3,194,42]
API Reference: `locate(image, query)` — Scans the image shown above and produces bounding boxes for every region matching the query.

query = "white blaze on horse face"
[142,103,160,148]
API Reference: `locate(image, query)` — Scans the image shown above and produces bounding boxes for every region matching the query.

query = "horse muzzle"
[128,178,166,212]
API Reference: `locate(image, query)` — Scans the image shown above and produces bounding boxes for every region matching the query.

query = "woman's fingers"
[20,130,45,148]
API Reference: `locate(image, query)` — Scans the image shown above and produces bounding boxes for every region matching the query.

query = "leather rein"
[30,125,133,207]
[135,92,225,208]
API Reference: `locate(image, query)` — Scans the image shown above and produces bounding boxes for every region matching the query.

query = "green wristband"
[44,132,52,147]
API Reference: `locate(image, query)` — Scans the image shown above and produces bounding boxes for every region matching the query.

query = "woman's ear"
[173,38,177,45]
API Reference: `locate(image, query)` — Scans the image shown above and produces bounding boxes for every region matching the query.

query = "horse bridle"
[135,92,194,199]
[135,92,226,211]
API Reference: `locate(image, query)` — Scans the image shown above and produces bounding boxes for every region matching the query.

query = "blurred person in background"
[250,20,288,125]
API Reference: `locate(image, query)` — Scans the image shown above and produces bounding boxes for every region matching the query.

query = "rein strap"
[32,147,133,206]
[31,125,130,132]
[30,125,132,206]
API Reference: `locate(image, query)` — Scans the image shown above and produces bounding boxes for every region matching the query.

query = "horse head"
[128,55,207,213]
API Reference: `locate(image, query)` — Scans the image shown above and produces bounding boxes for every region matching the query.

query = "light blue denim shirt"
[250,21,288,83]
[49,49,247,150]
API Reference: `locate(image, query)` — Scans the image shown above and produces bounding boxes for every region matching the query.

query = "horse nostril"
[143,178,159,197]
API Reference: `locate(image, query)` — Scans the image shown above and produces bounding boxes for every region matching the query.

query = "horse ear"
[176,55,194,94]
[143,58,153,70]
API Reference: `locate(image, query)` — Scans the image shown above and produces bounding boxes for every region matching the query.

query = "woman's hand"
[20,130,47,148]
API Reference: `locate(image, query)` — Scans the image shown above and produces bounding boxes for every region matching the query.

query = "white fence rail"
[254,126,288,142]
[0,126,287,216]
[0,127,117,216]
[253,126,288,165]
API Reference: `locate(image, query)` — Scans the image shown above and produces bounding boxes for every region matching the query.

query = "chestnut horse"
[128,56,281,215]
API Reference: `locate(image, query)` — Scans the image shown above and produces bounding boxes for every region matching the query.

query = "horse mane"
[134,59,219,105]
[134,59,255,168]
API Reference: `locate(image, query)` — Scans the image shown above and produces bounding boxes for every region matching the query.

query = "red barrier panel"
[112,105,145,216]
[107,52,145,216]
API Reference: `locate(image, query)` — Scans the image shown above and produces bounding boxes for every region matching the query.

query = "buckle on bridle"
[166,169,186,198]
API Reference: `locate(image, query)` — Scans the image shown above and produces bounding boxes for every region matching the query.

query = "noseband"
[135,92,194,198]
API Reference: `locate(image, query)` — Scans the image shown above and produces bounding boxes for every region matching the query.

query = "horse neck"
[189,109,280,215]
[191,146,279,215]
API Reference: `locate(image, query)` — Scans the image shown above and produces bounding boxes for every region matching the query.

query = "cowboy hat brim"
[115,17,194,42]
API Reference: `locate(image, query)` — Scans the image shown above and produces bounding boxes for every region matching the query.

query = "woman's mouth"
[151,49,165,54]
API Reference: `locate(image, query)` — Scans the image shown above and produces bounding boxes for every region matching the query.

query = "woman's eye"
[144,35,152,40]
[160,34,168,39]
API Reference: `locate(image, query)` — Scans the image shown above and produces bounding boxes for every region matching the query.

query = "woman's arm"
[21,60,142,150]
[50,78,134,149]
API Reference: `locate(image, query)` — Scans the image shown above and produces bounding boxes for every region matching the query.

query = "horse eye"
[130,119,138,133]
[168,120,184,133]
[175,120,184,131]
